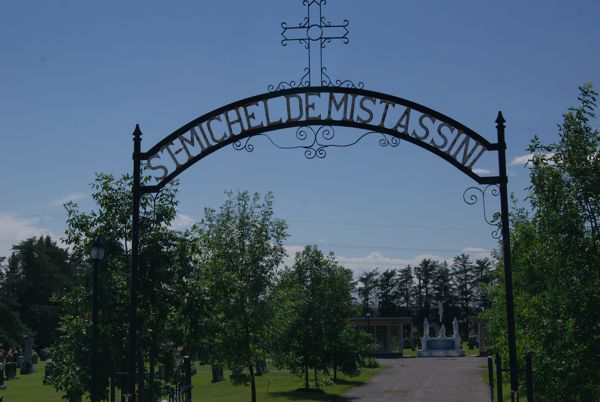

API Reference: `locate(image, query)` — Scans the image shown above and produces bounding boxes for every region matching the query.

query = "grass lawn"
[0,361,63,402]
[192,365,380,402]
[1,361,381,402]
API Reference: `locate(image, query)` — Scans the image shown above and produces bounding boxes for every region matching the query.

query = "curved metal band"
[140,87,501,193]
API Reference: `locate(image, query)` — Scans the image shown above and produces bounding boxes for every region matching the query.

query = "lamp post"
[90,239,104,402]
[366,312,371,335]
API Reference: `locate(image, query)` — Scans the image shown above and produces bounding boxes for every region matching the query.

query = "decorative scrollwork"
[320,68,364,89]
[463,185,502,239]
[268,68,310,92]
[232,138,255,153]
[233,126,400,160]
[273,0,362,91]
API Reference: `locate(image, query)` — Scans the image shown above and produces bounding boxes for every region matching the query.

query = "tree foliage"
[486,84,600,401]
[0,236,73,350]
[272,245,371,388]
[193,191,288,402]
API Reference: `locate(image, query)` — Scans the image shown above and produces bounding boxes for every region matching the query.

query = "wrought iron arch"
[138,87,501,193]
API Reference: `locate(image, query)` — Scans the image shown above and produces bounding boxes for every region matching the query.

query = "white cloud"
[461,247,492,259]
[282,245,493,277]
[47,192,86,207]
[472,168,492,175]
[510,153,554,166]
[172,213,196,230]
[0,215,55,258]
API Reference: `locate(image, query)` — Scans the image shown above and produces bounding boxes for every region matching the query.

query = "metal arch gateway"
[138,86,501,193]
[125,2,520,399]
[127,86,520,401]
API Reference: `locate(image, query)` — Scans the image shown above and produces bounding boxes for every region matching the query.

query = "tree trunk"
[248,363,257,402]
[304,364,309,389]
[149,354,155,402]
[314,368,319,389]
[333,364,337,382]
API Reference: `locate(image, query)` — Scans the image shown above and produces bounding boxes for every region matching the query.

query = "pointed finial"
[495,111,505,126]
[133,124,142,139]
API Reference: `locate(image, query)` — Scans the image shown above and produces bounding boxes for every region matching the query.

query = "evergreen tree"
[356,268,379,316]
[397,265,414,316]
[3,236,73,350]
[377,268,400,317]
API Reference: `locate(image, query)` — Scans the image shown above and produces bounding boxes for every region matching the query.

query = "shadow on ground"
[269,381,368,401]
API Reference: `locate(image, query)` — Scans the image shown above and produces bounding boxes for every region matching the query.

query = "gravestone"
[16,355,23,368]
[255,359,269,376]
[5,363,16,380]
[20,335,35,374]
[211,365,224,383]
[0,363,6,389]
[230,367,247,384]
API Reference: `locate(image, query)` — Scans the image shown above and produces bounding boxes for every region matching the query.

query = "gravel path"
[338,357,490,402]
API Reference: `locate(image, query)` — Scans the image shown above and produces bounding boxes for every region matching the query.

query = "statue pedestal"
[417,336,465,357]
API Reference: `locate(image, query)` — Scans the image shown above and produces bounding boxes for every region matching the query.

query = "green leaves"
[487,84,600,401]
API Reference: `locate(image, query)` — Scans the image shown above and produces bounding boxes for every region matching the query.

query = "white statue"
[453,317,459,337]
[423,318,430,338]
[438,324,446,338]
[437,299,448,322]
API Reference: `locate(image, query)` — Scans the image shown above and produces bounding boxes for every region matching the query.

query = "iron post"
[90,239,104,402]
[91,257,99,401]
[496,112,519,396]
[487,355,494,402]
[526,352,533,402]
[495,353,503,402]
[128,124,142,401]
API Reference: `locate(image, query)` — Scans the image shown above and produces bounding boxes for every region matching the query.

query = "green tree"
[377,268,400,317]
[272,245,369,388]
[413,258,436,327]
[0,257,29,348]
[2,236,73,350]
[472,257,495,312]
[397,265,414,316]
[194,191,287,402]
[451,253,475,333]
[47,174,190,401]
[357,268,379,316]
[486,84,600,401]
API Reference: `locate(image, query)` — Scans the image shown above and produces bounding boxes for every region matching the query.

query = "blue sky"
[1,0,599,274]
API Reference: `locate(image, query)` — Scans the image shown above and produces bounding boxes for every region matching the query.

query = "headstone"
[478,319,488,356]
[0,363,6,389]
[255,359,269,376]
[16,356,23,368]
[230,367,247,384]
[21,335,35,374]
[5,363,16,379]
[211,365,224,383]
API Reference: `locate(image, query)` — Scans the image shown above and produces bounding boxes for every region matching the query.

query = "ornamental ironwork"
[233,125,399,160]
[140,87,499,192]
[463,184,502,239]
[269,0,363,91]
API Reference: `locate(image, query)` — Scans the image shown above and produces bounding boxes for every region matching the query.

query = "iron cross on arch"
[281,0,350,87]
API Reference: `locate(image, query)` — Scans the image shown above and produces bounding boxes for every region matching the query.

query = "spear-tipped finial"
[133,124,142,139]
[495,111,506,127]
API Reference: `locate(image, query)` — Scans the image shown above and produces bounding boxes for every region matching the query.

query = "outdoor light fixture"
[90,239,105,261]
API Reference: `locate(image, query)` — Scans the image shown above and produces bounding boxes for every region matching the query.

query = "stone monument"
[20,335,35,374]
[417,309,465,357]
[0,362,6,389]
